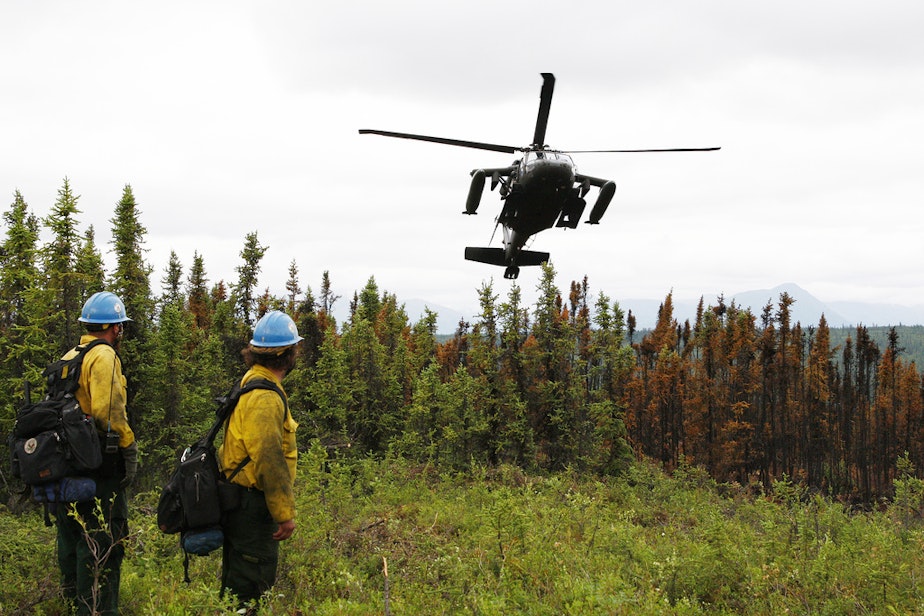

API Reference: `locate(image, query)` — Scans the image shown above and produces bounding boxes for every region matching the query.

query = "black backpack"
[9,339,110,524]
[156,378,286,582]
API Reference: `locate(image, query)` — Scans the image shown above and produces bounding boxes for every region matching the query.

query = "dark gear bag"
[9,339,110,525]
[156,378,285,583]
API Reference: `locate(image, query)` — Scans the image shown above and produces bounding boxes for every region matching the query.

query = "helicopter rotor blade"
[358,129,518,154]
[564,147,722,153]
[532,73,555,148]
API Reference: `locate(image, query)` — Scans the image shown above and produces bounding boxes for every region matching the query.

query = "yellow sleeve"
[80,344,135,448]
[241,389,296,522]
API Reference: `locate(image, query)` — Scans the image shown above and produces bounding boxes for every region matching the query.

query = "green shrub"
[4,455,924,614]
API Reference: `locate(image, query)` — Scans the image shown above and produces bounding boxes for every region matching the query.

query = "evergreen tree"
[466,281,504,464]
[109,184,154,328]
[899,362,924,468]
[285,259,301,317]
[233,231,266,325]
[354,277,382,325]
[292,322,352,452]
[256,286,285,317]
[319,270,340,315]
[720,306,759,483]
[804,315,835,486]
[495,282,533,465]
[108,183,154,433]
[588,293,634,474]
[529,263,580,468]
[0,191,43,432]
[210,291,250,378]
[410,307,438,377]
[341,317,394,453]
[627,292,681,465]
[396,363,447,462]
[376,292,414,409]
[74,225,106,301]
[772,292,798,477]
[296,288,323,370]
[186,251,211,329]
[42,178,84,352]
[161,250,184,307]
[146,301,194,468]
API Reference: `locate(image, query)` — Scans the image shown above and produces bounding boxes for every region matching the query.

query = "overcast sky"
[2,1,922,326]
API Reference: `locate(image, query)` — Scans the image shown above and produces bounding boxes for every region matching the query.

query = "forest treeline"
[1,180,922,507]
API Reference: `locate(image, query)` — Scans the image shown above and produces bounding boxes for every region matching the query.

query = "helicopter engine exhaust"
[586,181,616,224]
[465,169,486,214]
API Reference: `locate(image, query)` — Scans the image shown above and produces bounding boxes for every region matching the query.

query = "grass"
[3,443,924,614]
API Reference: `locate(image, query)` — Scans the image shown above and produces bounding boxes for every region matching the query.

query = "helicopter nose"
[522,158,574,190]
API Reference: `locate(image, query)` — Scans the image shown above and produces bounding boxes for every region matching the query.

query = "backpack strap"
[42,338,110,399]
[204,378,285,444]
[209,378,288,480]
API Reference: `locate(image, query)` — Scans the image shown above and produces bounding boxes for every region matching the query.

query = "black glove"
[120,441,139,489]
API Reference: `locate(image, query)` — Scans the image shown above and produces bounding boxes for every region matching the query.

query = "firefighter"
[57,291,138,616]
[219,310,301,611]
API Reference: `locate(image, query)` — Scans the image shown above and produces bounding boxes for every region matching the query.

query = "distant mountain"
[332,283,924,334]
[402,299,468,334]
[621,283,924,330]
[826,301,924,327]
[730,283,849,326]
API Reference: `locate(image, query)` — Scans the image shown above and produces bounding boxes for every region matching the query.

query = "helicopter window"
[525,151,571,165]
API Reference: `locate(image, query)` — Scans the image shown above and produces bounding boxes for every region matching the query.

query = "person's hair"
[242,345,297,372]
[84,322,114,333]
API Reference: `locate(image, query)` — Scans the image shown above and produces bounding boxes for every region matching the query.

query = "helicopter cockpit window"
[525,151,571,166]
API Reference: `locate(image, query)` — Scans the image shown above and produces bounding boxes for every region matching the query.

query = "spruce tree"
[186,251,211,329]
[319,270,340,315]
[341,317,393,453]
[0,191,43,432]
[147,300,194,466]
[74,225,106,300]
[496,283,533,465]
[108,183,154,436]
[295,322,352,452]
[466,281,503,464]
[285,259,301,317]
[354,277,381,325]
[42,178,84,352]
[161,250,184,307]
[109,184,154,328]
[233,231,266,326]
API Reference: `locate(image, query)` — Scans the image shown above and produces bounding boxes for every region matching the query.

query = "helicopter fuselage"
[466,149,605,277]
[500,150,578,236]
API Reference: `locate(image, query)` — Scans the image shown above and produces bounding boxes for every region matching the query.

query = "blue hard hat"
[78,291,131,324]
[250,310,303,349]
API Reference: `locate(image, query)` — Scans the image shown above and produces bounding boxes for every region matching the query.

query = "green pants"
[221,488,280,608]
[56,476,128,616]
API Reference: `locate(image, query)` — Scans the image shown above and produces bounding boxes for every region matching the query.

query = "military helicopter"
[360,73,719,279]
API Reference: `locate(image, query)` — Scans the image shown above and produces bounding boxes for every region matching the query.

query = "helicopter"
[360,73,719,279]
